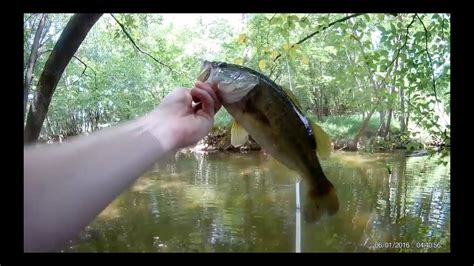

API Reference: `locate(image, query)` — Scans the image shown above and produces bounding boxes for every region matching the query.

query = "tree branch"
[41,49,99,89]
[24,13,47,117]
[72,55,97,78]
[39,15,51,47]
[109,14,192,82]
[24,13,36,24]
[384,14,417,72]
[273,13,365,62]
[379,14,416,90]
[24,13,103,143]
[268,14,276,24]
[415,14,439,102]
[353,36,379,96]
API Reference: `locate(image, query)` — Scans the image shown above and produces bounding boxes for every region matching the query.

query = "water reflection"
[66,151,450,252]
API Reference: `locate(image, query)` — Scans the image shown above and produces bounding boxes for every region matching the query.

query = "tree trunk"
[405,95,410,130]
[354,106,377,146]
[24,13,103,144]
[309,61,321,119]
[377,110,386,137]
[45,114,55,137]
[354,108,376,145]
[399,86,406,133]
[24,14,47,119]
[323,94,329,117]
[384,108,393,139]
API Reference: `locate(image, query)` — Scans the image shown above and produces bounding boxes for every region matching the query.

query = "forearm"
[24,113,175,252]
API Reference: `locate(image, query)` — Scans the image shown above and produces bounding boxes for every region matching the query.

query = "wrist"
[136,110,179,154]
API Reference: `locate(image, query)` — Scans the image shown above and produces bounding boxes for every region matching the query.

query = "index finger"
[195,81,222,113]
[190,86,215,118]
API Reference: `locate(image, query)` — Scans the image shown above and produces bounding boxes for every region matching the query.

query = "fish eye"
[217,62,227,68]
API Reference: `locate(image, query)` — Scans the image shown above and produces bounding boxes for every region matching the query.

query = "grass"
[212,108,403,142]
[309,113,401,140]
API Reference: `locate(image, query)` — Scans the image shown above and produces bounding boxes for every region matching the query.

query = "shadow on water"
[66,150,450,252]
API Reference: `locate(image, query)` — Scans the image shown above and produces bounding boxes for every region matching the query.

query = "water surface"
[66,151,450,252]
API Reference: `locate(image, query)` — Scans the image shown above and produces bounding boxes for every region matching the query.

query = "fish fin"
[309,120,332,159]
[231,120,249,147]
[304,178,339,222]
[264,155,298,182]
[282,87,304,111]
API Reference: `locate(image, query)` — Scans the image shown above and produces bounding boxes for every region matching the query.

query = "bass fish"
[197,61,339,222]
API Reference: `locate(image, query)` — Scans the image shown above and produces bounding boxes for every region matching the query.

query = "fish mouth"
[197,60,212,82]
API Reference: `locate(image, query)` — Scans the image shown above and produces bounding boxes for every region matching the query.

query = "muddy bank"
[200,127,366,153]
[197,127,438,157]
[198,127,261,152]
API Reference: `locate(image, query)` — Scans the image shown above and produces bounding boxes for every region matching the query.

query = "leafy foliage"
[24,13,450,157]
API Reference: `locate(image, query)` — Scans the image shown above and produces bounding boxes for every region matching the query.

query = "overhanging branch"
[109,14,192,82]
[41,49,98,82]
[273,13,365,62]
[72,54,97,84]
[384,14,417,72]
[415,14,439,102]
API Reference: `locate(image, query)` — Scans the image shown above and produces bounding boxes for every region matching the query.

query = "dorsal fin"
[282,86,304,111]
[309,120,332,159]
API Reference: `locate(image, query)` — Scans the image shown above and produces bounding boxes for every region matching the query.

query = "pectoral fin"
[231,120,249,147]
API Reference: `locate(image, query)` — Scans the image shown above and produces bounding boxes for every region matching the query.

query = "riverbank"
[203,111,450,155]
[196,126,447,158]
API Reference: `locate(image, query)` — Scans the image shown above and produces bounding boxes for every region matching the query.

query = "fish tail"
[303,168,339,222]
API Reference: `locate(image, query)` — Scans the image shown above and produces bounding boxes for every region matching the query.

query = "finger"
[193,101,203,112]
[195,81,221,113]
[195,81,218,102]
[190,87,215,117]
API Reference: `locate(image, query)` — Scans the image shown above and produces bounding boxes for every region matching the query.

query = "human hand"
[144,81,221,152]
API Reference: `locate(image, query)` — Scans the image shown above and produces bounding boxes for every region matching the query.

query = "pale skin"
[24,81,221,252]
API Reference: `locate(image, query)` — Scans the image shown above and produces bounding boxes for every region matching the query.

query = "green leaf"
[390,23,397,33]
[273,26,284,35]
[288,48,297,59]
[299,17,310,28]
[320,16,330,25]
[302,56,310,65]
[325,46,337,55]
[238,33,248,44]
[288,20,296,30]
[339,22,347,31]
[289,15,299,24]
[414,31,425,40]
[258,59,266,71]
[271,16,282,25]
[363,14,370,22]
[234,58,244,65]
[271,51,279,60]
